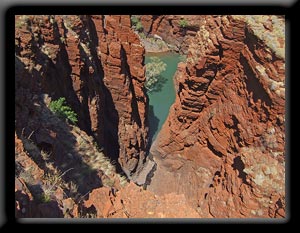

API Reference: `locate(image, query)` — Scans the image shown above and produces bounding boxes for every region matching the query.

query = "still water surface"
[146,53,182,142]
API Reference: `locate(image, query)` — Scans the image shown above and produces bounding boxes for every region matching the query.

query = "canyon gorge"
[15,15,285,219]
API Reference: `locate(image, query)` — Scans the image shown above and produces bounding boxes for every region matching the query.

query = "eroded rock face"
[150,15,285,218]
[15,15,285,219]
[83,182,200,218]
[139,15,205,53]
[15,15,149,180]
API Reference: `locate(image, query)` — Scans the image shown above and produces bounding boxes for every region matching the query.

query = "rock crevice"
[15,15,151,182]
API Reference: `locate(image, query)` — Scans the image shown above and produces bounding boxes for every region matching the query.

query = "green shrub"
[131,16,139,26]
[135,21,143,32]
[131,15,143,32]
[145,57,167,92]
[138,32,146,39]
[179,19,188,28]
[40,193,51,203]
[49,97,78,124]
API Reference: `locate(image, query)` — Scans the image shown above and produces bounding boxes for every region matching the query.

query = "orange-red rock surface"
[15,15,285,219]
[15,15,149,180]
[150,15,285,218]
[83,182,200,218]
[139,15,204,53]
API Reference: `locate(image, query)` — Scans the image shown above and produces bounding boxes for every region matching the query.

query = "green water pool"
[146,52,182,142]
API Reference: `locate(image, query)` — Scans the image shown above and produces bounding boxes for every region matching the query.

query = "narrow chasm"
[146,53,182,145]
[15,14,285,219]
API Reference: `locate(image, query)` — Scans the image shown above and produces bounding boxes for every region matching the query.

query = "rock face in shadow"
[15,15,149,181]
[139,15,205,53]
[150,15,285,218]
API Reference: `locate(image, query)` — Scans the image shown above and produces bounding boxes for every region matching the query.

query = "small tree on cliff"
[179,19,188,28]
[49,97,78,124]
[131,15,143,32]
[145,56,167,92]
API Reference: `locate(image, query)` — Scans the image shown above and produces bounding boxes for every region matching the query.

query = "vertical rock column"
[92,15,150,182]
[15,15,151,184]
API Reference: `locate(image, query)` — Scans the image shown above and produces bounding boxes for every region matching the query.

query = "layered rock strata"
[139,15,205,53]
[150,15,285,218]
[15,15,151,182]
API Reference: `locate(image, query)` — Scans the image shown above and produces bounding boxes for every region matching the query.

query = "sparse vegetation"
[102,176,115,187]
[179,19,188,28]
[41,150,51,161]
[40,170,62,202]
[156,40,164,50]
[118,174,129,187]
[135,21,144,32]
[145,56,167,92]
[138,32,146,39]
[131,15,143,32]
[15,16,30,29]
[78,138,129,188]
[40,167,74,203]
[68,181,78,196]
[49,97,78,124]
[79,212,97,218]
[40,193,51,203]
[15,21,24,29]
[60,37,66,44]
[131,16,139,26]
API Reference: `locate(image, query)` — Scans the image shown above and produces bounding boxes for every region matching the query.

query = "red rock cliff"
[150,15,285,218]
[139,15,204,53]
[15,15,149,182]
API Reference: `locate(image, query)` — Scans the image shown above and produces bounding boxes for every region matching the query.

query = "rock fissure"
[15,15,285,218]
